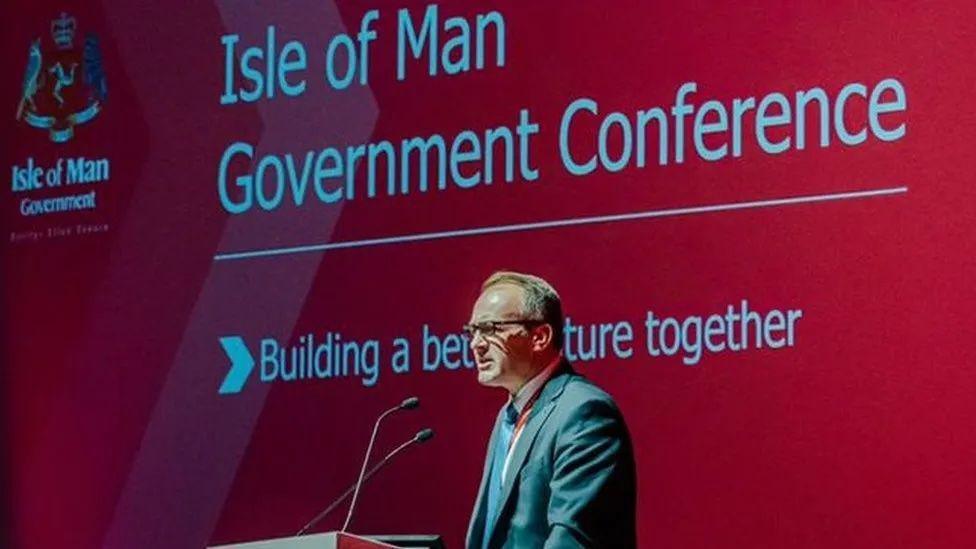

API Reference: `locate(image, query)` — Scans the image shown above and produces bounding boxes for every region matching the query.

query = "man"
[464,271,637,549]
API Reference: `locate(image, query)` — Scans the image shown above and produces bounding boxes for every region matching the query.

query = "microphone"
[296,428,435,536]
[340,398,419,533]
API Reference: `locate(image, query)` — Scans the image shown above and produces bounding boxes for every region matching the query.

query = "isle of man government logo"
[16,12,108,143]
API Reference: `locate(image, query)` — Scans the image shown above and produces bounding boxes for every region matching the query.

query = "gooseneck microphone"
[340,397,419,533]
[296,427,435,536]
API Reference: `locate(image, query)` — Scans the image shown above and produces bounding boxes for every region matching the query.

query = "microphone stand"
[296,430,433,536]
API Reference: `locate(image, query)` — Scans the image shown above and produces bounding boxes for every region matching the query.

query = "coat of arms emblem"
[16,12,107,143]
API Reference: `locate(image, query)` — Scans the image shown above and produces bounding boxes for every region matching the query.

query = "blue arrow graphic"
[218,336,255,395]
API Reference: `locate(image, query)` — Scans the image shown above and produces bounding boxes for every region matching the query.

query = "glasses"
[462,319,544,339]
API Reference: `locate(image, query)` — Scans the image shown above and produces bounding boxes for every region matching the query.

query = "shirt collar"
[509,354,562,414]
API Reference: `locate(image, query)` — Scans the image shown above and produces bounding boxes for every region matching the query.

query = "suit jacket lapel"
[466,405,505,548]
[489,364,574,543]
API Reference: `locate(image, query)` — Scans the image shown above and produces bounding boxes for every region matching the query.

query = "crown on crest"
[51,12,77,49]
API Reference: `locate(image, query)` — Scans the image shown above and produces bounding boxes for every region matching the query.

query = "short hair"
[482,271,564,350]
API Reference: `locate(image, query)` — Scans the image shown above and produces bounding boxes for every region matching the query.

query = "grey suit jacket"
[465,362,637,548]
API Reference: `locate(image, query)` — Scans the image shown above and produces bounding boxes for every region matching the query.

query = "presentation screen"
[3,2,974,548]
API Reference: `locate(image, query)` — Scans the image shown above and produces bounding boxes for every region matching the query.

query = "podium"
[209,532,399,549]
[209,532,443,549]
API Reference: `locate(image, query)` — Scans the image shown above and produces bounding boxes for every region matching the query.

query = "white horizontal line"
[213,186,908,262]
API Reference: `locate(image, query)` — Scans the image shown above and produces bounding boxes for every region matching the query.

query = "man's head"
[466,271,564,394]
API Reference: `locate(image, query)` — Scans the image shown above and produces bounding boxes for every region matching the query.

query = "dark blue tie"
[482,403,519,549]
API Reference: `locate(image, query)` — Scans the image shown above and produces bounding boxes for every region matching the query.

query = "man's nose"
[469,332,489,353]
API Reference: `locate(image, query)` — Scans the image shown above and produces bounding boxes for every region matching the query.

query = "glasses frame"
[462,319,545,339]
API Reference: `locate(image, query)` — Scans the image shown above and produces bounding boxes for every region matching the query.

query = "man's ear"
[532,323,554,352]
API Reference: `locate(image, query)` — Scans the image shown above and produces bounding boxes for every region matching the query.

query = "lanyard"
[507,388,544,452]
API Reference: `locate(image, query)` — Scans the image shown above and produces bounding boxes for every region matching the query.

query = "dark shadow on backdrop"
[1,245,10,548]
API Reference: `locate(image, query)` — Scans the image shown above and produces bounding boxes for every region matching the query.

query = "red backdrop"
[3,2,975,548]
